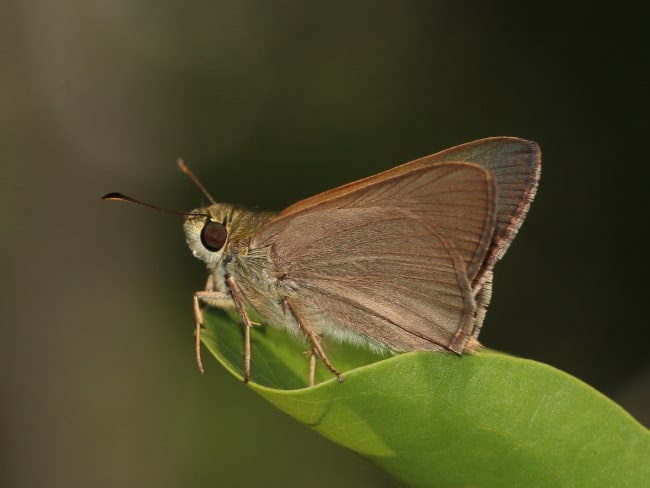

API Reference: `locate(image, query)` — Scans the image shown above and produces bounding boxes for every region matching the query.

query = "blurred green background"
[2,2,648,487]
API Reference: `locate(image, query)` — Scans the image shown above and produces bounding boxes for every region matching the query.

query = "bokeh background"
[2,2,648,487]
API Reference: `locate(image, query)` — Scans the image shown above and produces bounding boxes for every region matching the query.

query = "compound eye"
[201,221,227,252]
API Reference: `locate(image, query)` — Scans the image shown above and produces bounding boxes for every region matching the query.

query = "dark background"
[2,2,648,487]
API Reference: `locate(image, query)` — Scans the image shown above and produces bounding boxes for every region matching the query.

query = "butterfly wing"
[267,160,498,285]
[428,138,541,340]
[424,137,541,286]
[278,137,540,285]
[251,163,494,352]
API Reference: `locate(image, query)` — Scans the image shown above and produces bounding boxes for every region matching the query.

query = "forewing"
[256,207,478,353]
[261,162,497,284]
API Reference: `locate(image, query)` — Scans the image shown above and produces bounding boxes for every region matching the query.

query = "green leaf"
[200,308,650,487]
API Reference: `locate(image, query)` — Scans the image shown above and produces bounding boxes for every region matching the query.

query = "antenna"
[101,193,208,218]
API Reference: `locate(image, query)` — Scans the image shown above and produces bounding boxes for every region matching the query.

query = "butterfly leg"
[309,350,317,386]
[193,274,239,375]
[192,292,206,374]
[224,274,255,383]
[191,275,216,374]
[302,349,318,387]
[283,298,344,383]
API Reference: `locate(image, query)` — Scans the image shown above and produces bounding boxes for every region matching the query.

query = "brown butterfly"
[104,137,541,385]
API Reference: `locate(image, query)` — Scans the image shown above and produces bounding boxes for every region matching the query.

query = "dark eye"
[201,221,227,252]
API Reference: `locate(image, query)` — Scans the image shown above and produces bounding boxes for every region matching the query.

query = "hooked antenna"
[177,159,217,205]
[101,193,187,215]
[101,193,208,218]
